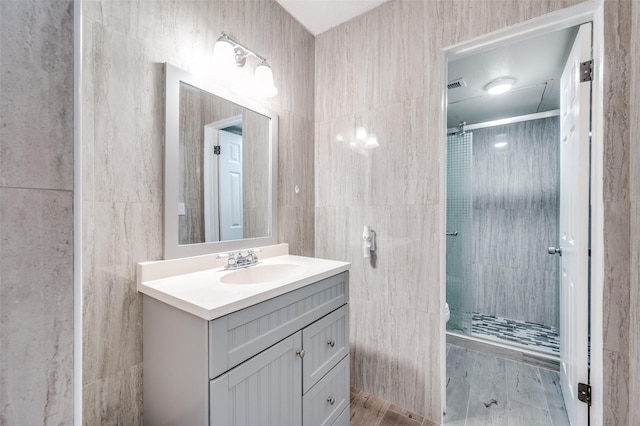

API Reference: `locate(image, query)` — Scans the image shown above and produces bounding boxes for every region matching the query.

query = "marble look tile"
[471,265,558,327]
[314,115,369,208]
[390,309,441,418]
[603,349,629,426]
[83,201,162,384]
[539,368,570,425]
[315,24,355,123]
[277,205,314,257]
[465,350,508,419]
[603,0,631,203]
[0,0,74,191]
[473,208,558,273]
[88,22,163,204]
[602,201,630,354]
[83,363,143,426]
[504,359,546,410]
[632,0,640,203]
[361,98,439,206]
[444,345,474,423]
[629,201,640,425]
[0,188,74,425]
[472,118,559,211]
[349,298,394,397]
[278,111,314,208]
[349,1,425,111]
[465,400,552,426]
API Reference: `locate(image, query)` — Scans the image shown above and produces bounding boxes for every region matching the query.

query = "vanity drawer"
[302,304,349,393]
[209,272,348,378]
[302,355,349,426]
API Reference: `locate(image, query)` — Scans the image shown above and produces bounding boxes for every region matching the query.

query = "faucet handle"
[248,248,262,254]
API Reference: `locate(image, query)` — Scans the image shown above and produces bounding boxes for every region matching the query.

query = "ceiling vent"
[447,78,467,90]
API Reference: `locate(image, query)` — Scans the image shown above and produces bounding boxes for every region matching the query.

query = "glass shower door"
[446,132,473,334]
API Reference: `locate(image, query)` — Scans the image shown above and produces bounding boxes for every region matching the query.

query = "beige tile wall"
[316,0,638,423]
[0,0,74,424]
[629,0,640,424]
[81,0,315,423]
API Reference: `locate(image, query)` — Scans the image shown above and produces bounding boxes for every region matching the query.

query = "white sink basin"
[220,263,306,285]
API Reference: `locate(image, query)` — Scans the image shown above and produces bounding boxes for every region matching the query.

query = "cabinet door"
[302,305,349,393]
[210,332,302,426]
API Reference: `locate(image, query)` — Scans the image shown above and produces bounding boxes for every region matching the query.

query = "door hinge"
[213,145,221,155]
[580,60,593,82]
[578,382,591,406]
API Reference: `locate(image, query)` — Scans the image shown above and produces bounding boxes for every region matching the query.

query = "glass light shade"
[485,77,515,95]
[213,39,237,83]
[254,62,278,97]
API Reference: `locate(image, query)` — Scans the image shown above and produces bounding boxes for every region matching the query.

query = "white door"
[558,22,591,426]
[218,130,243,241]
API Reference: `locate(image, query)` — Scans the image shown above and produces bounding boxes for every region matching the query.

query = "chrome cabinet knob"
[327,340,335,348]
[327,397,335,405]
[296,349,305,358]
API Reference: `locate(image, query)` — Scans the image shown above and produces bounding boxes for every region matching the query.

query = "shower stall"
[445,114,561,356]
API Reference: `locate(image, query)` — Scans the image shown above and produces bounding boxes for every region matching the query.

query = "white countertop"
[137,246,350,321]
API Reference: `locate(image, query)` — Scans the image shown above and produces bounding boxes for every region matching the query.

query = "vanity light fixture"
[213,32,278,97]
[484,77,515,95]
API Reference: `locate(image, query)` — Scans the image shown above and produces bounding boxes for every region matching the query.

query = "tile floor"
[444,343,570,425]
[349,342,569,426]
[349,387,438,426]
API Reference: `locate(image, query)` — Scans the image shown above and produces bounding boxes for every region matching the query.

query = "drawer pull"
[296,349,305,358]
[327,397,335,405]
[327,340,335,348]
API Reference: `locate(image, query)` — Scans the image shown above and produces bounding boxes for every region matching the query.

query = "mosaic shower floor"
[471,313,560,355]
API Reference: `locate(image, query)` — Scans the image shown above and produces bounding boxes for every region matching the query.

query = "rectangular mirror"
[164,63,278,259]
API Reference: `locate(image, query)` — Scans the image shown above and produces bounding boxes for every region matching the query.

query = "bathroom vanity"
[138,246,350,426]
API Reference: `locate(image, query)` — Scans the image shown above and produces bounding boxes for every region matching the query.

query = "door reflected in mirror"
[179,82,270,244]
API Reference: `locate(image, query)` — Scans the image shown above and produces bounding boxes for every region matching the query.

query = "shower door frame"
[438,1,606,424]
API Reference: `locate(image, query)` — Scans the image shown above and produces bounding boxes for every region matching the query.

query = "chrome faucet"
[217,249,261,270]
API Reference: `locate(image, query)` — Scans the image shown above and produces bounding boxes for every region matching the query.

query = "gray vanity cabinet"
[143,271,350,426]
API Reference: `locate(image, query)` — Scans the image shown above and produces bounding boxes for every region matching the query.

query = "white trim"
[440,1,604,424]
[447,110,560,134]
[73,0,82,424]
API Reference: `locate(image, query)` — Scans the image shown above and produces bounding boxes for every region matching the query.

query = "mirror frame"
[164,63,278,259]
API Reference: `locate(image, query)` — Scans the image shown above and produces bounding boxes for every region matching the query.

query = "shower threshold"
[448,313,560,359]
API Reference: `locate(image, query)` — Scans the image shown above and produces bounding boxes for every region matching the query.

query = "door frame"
[438,1,605,424]
[203,115,243,242]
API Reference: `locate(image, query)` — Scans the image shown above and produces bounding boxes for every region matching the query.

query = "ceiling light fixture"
[484,77,516,95]
[213,32,278,97]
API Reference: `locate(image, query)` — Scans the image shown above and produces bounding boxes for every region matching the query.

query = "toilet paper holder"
[362,225,376,258]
